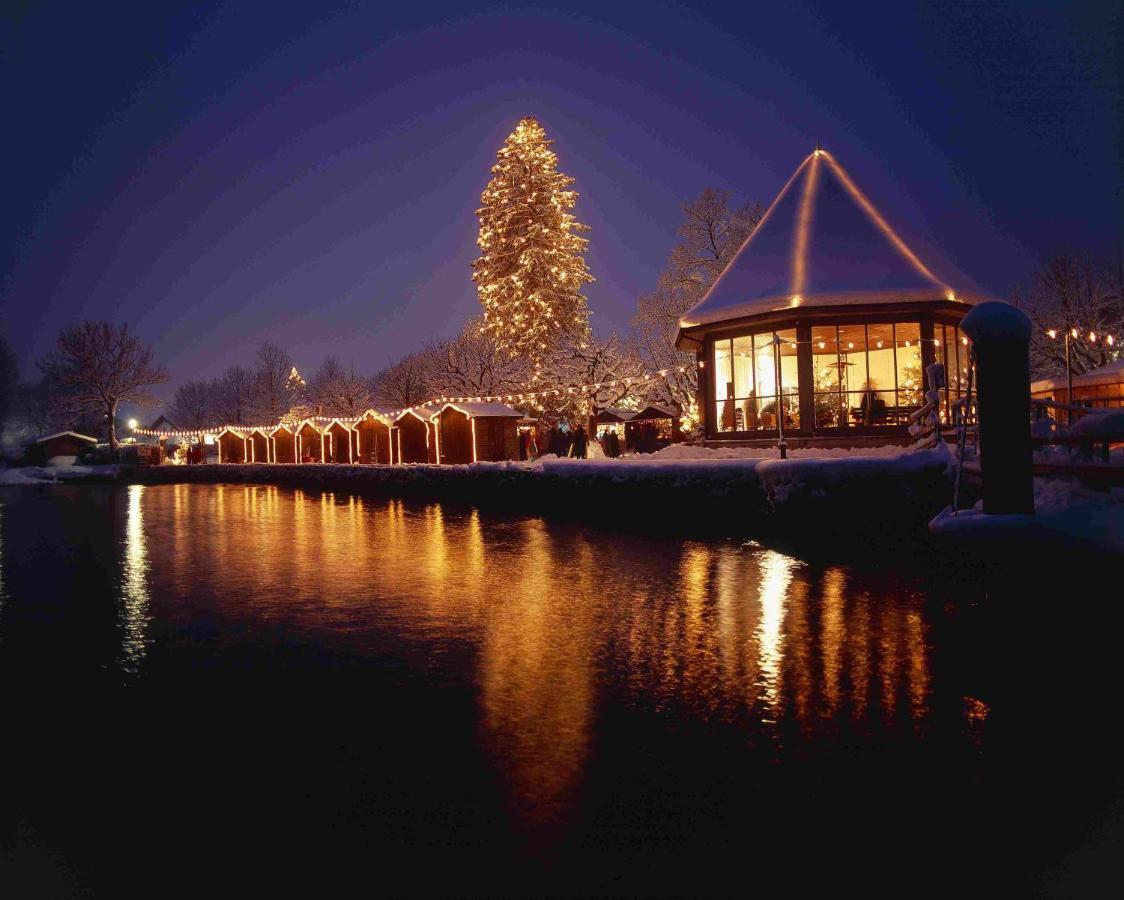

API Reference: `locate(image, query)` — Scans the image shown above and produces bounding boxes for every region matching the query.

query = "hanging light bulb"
[1046,329,1057,340]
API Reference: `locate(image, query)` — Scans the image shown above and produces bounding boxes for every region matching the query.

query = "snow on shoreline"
[0,465,123,485]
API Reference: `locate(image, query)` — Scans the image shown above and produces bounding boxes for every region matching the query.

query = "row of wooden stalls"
[213,402,525,465]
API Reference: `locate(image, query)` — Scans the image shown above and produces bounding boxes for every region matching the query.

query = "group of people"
[518,424,594,461]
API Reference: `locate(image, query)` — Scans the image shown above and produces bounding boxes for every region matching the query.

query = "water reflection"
[51,485,937,825]
[118,484,150,674]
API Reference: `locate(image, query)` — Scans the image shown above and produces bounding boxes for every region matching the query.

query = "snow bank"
[0,465,123,485]
[930,477,1124,555]
[648,442,912,460]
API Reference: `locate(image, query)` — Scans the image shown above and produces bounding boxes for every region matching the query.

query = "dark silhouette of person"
[570,425,588,458]
[608,430,621,458]
[860,381,887,425]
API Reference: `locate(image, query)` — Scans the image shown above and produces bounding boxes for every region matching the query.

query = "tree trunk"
[108,399,119,449]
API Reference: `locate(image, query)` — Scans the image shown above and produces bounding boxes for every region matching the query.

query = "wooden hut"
[594,407,635,441]
[248,428,271,463]
[1031,359,1124,417]
[270,424,297,464]
[324,419,354,464]
[29,431,97,466]
[296,421,325,463]
[354,410,395,464]
[625,405,681,453]
[675,148,991,446]
[393,407,438,464]
[431,402,523,463]
[216,428,248,463]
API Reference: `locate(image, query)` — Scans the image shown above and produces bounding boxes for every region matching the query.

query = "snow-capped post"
[959,302,1034,516]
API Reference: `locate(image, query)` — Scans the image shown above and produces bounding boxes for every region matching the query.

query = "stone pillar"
[960,302,1035,516]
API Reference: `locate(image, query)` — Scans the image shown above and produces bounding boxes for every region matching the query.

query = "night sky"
[1,2,1119,405]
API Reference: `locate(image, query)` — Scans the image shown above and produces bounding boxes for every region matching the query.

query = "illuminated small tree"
[472,117,594,364]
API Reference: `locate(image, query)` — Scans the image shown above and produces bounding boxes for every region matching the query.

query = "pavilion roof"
[678,149,989,333]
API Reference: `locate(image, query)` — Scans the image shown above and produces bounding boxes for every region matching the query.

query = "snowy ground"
[0,465,123,485]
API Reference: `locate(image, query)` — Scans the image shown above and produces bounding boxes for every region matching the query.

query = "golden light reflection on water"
[118,484,150,673]
[130,485,937,825]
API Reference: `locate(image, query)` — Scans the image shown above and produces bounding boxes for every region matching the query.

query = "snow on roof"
[596,407,636,422]
[433,401,524,419]
[394,404,443,423]
[1031,357,1124,393]
[34,431,98,445]
[629,404,678,421]
[678,149,988,332]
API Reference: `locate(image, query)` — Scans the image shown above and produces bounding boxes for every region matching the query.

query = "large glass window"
[711,329,802,433]
[807,321,926,429]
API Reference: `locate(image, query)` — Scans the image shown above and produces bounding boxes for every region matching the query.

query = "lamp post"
[773,334,787,459]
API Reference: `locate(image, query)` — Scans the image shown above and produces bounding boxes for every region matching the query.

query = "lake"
[1,483,1120,897]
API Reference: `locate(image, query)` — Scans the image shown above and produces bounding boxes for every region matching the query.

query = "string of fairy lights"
[131,367,691,439]
[133,333,980,441]
[1045,326,1116,347]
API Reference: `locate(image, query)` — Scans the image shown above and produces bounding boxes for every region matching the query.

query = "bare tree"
[166,379,219,430]
[634,189,763,418]
[1012,252,1123,379]
[309,355,373,418]
[253,342,296,421]
[210,366,259,425]
[422,318,530,400]
[537,331,646,429]
[371,351,432,410]
[38,321,169,448]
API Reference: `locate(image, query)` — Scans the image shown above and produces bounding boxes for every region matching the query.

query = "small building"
[248,428,271,463]
[29,431,98,466]
[323,419,355,464]
[393,407,439,464]
[1031,359,1124,416]
[296,421,325,463]
[354,410,395,464]
[594,407,636,440]
[624,405,682,453]
[216,428,248,464]
[675,148,988,446]
[431,402,523,464]
[270,424,297,464]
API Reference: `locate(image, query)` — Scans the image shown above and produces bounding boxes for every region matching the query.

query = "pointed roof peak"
[680,150,983,329]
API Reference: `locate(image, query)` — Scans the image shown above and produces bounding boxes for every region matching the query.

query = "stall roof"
[394,404,443,423]
[678,149,987,334]
[432,401,523,419]
[628,405,679,422]
[596,407,637,423]
[1031,358,1124,393]
[33,431,98,445]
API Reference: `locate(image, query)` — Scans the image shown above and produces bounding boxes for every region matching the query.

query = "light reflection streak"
[756,550,794,719]
[119,484,150,674]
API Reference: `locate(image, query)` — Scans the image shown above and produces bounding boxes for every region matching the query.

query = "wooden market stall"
[248,428,271,463]
[354,411,394,464]
[393,408,437,464]
[324,419,354,464]
[625,405,682,453]
[216,428,248,464]
[270,425,297,464]
[431,402,523,464]
[296,421,325,463]
[1031,359,1124,417]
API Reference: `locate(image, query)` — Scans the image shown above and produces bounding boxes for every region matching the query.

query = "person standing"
[570,425,588,459]
[528,431,539,461]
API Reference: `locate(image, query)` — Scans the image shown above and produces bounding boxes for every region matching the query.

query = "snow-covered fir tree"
[472,117,594,364]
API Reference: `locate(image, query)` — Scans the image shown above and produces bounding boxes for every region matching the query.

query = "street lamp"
[128,418,138,430]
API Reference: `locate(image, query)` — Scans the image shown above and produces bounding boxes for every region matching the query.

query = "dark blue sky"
[2,1,1119,403]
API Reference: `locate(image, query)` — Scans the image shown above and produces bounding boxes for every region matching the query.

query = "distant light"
[128,419,138,430]
[1089,331,1097,342]
[1109,335,1116,347]
[817,341,826,349]
[1071,328,1079,339]
[847,342,854,349]
[1046,329,1057,340]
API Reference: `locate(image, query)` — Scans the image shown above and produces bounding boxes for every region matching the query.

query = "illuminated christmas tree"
[472,117,594,363]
